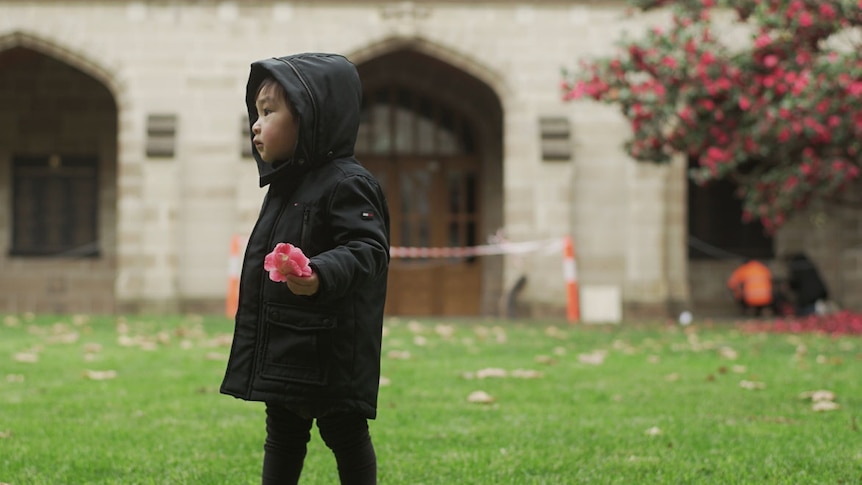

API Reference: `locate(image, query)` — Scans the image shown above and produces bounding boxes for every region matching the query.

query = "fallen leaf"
[209,334,233,347]
[83,343,103,353]
[812,401,840,412]
[467,390,495,404]
[387,350,411,360]
[476,368,507,379]
[578,350,607,365]
[645,426,662,436]
[434,324,455,339]
[739,380,766,390]
[798,390,836,402]
[510,369,543,379]
[139,341,158,351]
[205,352,226,361]
[719,347,738,360]
[13,352,38,363]
[0,430,11,439]
[379,376,391,387]
[6,374,25,383]
[47,332,79,344]
[407,320,425,334]
[83,370,117,380]
[72,314,90,326]
[535,355,557,365]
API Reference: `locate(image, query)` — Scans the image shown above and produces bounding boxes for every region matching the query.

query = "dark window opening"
[11,155,100,257]
[687,156,773,260]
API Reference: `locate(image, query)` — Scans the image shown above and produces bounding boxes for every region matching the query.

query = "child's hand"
[285,272,319,296]
[264,242,312,281]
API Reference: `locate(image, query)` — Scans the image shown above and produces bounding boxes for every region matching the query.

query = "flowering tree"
[562,0,862,231]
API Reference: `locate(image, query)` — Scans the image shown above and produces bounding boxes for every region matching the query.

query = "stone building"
[1,0,859,318]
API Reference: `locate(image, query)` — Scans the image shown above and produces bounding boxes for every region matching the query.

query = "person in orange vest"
[727,259,776,317]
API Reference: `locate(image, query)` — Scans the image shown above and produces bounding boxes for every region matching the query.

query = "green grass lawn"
[1,313,860,484]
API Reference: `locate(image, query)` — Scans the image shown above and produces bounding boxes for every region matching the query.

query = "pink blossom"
[264,242,312,282]
[706,146,730,163]
[754,33,772,49]
[848,81,862,97]
[798,11,813,28]
[739,96,751,110]
[661,56,677,69]
[819,4,836,20]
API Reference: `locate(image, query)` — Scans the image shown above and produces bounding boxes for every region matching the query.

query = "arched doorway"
[0,43,118,314]
[356,48,503,316]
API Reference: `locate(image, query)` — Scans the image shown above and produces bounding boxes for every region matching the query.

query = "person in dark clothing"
[785,252,828,316]
[220,53,390,485]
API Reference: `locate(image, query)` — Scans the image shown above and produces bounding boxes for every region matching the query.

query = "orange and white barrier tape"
[390,238,564,258]
[225,234,579,320]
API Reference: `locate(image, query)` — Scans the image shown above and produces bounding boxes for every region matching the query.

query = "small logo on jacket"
[361,211,374,220]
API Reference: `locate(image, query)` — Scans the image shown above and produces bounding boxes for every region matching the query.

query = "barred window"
[11,155,100,257]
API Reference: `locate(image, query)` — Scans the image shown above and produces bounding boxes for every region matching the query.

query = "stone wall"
[2,1,854,318]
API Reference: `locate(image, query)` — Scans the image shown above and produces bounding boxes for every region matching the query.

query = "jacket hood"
[246,53,362,187]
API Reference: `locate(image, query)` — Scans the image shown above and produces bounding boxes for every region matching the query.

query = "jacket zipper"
[247,192,290,398]
[300,207,311,249]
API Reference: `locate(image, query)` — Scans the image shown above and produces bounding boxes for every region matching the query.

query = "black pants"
[262,403,377,485]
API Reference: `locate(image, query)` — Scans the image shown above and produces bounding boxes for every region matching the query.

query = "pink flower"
[739,96,751,110]
[661,56,677,69]
[754,33,772,49]
[264,242,312,282]
[818,4,836,20]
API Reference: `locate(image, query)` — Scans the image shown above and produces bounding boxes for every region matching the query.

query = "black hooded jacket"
[220,54,390,419]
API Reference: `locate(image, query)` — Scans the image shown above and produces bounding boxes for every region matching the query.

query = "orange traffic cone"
[225,235,243,318]
[563,235,580,323]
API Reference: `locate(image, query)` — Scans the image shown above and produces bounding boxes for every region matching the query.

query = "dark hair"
[255,77,297,116]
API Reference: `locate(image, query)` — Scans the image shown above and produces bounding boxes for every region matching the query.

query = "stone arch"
[348,38,507,316]
[0,30,124,102]
[0,29,122,314]
[347,35,512,104]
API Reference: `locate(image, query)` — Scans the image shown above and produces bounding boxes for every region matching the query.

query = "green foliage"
[1,314,860,484]
[563,0,862,230]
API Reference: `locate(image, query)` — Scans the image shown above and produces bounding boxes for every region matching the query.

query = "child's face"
[252,84,299,163]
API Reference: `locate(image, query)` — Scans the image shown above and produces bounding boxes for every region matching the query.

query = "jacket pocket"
[260,302,337,385]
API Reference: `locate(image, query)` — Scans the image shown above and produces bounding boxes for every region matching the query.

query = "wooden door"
[357,85,482,316]
[363,156,481,315]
